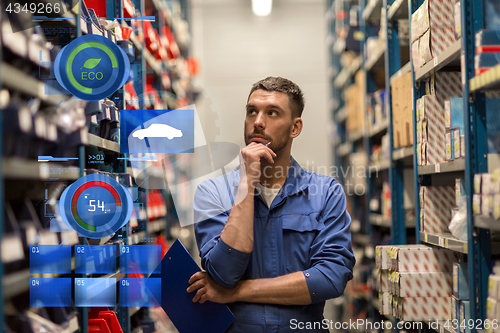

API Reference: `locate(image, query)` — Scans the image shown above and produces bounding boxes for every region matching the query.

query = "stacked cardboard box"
[411,0,458,70]
[346,71,366,132]
[420,186,455,233]
[391,72,413,148]
[487,261,500,333]
[415,72,462,165]
[376,245,456,321]
[472,170,500,219]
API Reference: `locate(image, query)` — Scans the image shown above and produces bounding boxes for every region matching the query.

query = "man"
[188,77,355,332]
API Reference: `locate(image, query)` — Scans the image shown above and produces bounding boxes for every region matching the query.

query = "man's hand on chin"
[187,271,239,304]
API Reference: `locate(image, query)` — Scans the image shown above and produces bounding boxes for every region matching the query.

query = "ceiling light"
[252,0,272,17]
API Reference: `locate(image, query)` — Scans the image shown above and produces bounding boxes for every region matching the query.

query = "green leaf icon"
[81,58,101,69]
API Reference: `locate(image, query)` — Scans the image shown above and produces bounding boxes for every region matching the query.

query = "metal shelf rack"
[329,0,497,329]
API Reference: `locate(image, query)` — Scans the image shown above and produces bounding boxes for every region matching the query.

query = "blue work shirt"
[193,157,355,333]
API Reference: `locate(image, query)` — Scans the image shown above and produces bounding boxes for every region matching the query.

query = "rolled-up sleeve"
[193,182,251,288]
[302,182,355,303]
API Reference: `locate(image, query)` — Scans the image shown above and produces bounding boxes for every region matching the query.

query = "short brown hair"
[248,76,305,118]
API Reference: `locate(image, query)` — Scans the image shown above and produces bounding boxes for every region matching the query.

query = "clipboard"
[153,239,235,333]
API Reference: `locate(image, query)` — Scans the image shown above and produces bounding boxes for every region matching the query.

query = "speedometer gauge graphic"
[59,174,133,239]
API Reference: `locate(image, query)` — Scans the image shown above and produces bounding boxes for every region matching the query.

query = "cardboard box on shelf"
[426,139,446,165]
[428,0,457,57]
[483,173,493,194]
[454,129,461,160]
[474,173,483,194]
[399,296,451,321]
[493,169,500,193]
[376,245,391,270]
[486,297,500,333]
[345,71,366,133]
[421,29,433,64]
[417,143,422,166]
[454,1,461,39]
[379,292,391,315]
[460,135,465,157]
[430,72,463,109]
[446,130,453,161]
[453,262,469,300]
[473,194,481,215]
[482,194,493,217]
[392,72,413,148]
[452,296,458,321]
[459,300,471,333]
[395,245,456,273]
[488,274,500,301]
[422,207,450,233]
[397,272,452,298]
[493,194,500,219]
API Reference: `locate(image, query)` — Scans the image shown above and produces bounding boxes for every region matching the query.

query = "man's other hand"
[187,271,238,304]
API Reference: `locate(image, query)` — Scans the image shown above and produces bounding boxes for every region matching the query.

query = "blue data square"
[120,109,195,153]
[120,245,161,274]
[75,245,117,274]
[30,245,71,274]
[119,278,161,307]
[30,278,71,307]
[75,278,116,307]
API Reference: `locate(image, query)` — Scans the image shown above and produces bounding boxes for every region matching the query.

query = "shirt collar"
[231,156,310,195]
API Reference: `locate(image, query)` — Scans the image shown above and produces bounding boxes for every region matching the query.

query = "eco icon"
[54,34,130,101]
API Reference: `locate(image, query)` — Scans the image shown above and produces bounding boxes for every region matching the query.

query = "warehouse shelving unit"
[1,0,195,331]
[329,0,497,330]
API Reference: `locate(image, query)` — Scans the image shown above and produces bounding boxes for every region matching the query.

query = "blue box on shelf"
[459,300,471,333]
[453,262,469,300]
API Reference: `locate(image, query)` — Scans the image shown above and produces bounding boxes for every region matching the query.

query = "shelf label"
[435,163,441,173]
[434,56,439,67]
[424,233,428,242]
[445,238,449,248]
[400,149,405,158]
[463,243,468,253]
[439,237,445,247]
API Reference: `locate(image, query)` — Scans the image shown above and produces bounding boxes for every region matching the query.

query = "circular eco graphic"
[54,34,130,101]
[59,174,133,239]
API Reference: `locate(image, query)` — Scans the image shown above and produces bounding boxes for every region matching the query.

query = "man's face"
[244,89,294,153]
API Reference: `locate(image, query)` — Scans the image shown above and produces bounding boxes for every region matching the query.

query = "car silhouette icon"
[132,123,183,140]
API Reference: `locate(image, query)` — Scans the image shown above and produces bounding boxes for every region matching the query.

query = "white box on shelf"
[474,174,483,194]
[399,296,451,321]
[482,194,492,217]
[398,272,452,297]
[454,129,461,159]
[473,194,481,215]
[483,173,493,194]
[488,275,500,301]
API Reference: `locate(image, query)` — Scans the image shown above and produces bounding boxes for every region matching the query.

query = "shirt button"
[281,194,284,197]
[312,292,316,296]
[228,248,232,253]
[305,273,310,277]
